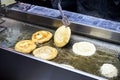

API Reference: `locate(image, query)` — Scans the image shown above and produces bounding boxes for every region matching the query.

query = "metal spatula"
[58,0,70,26]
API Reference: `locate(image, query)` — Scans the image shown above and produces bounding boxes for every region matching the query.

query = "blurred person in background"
[17,0,120,21]
[51,0,120,21]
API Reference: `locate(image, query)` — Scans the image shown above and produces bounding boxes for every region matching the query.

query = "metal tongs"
[58,0,70,26]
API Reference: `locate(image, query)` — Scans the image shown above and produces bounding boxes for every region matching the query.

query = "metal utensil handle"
[58,0,70,26]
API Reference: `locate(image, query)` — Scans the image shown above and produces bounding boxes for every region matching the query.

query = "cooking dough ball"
[100,63,118,78]
[60,64,74,69]
[32,30,52,44]
[33,46,58,60]
[15,40,36,54]
[54,25,71,47]
[72,42,96,56]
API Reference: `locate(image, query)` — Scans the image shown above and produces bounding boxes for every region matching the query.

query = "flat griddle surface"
[0,18,120,80]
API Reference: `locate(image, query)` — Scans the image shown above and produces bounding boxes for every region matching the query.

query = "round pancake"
[32,30,52,44]
[15,40,36,54]
[72,42,96,56]
[54,25,71,47]
[100,63,118,78]
[33,46,58,60]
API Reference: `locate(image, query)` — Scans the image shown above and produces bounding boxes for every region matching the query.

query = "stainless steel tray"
[0,18,120,80]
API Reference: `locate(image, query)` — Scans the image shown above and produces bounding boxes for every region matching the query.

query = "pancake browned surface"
[54,25,71,47]
[32,30,52,44]
[33,46,58,60]
[15,40,36,54]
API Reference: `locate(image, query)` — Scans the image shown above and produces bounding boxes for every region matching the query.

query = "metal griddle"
[0,17,120,80]
[0,2,120,80]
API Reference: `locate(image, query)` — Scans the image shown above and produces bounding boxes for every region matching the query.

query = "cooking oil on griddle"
[0,18,120,80]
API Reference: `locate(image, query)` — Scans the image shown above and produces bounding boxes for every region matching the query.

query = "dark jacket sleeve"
[76,0,120,20]
[16,0,52,7]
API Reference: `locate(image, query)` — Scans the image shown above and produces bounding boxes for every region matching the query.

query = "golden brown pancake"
[33,46,58,60]
[54,25,71,47]
[15,40,36,54]
[32,30,52,44]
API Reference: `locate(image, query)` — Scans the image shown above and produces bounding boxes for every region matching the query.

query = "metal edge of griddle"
[5,7,120,45]
[0,47,107,80]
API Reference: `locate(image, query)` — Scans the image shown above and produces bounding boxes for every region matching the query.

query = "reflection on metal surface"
[0,26,6,33]
[27,6,60,18]
[90,29,112,39]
